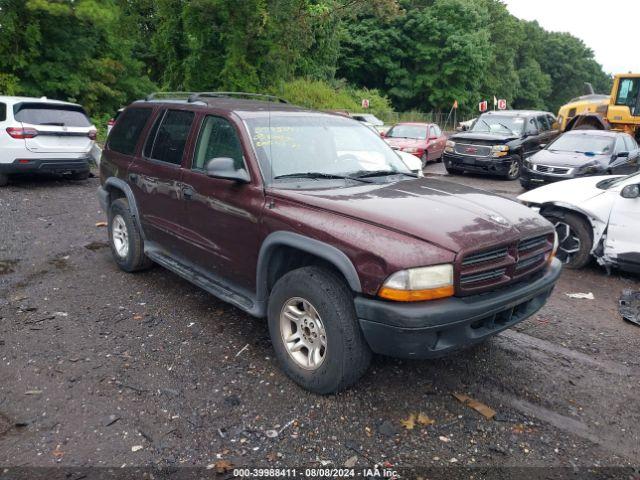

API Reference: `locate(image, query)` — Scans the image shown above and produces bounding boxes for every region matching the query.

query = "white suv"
[0,96,96,186]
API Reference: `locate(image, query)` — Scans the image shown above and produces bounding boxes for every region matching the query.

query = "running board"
[145,248,260,315]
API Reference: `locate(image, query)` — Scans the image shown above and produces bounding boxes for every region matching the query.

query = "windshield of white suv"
[597,171,640,190]
[471,115,525,135]
[245,114,411,184]
[548,134,614,154]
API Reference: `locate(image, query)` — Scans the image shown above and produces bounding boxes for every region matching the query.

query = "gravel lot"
[0,167,639,474]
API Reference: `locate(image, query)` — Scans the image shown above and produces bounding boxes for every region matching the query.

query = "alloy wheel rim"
[111,215,129,259]
[279,297,327,370]
[508,160,520,177]
[554,221,581,263]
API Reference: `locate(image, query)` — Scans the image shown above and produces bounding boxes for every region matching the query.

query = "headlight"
[378,264,454,302]
[547,230,559,264]
[445,140,455,153]
[491,145,509,157]
[403,147,420,154]
[578,162,600,174]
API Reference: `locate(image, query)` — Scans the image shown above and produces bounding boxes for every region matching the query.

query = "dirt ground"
[0,167,639,476]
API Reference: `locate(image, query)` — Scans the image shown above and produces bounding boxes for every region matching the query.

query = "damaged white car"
[518,172,640,272]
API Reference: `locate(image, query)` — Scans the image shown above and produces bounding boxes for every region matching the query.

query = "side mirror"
[205,157,249,183]
[539,143,547,149]
[621,184,640,199]
[380,131,386,138]
[616,151,630,158]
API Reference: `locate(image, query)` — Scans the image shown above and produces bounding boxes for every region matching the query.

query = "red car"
[383,122,447,167]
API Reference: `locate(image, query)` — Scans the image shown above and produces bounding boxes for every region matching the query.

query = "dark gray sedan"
[520,130,640,189]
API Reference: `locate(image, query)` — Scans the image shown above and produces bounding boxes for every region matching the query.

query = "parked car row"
[444,110,640,184]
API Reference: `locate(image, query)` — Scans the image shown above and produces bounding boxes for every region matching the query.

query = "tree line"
[0,0,612,122]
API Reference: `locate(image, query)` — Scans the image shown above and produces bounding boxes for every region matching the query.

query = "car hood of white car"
[517,175,617,206]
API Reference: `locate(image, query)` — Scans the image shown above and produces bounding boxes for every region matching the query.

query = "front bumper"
[443,152,515,175]
[520,166,593,186]
[355,258,562,359]
[0,157,91,175]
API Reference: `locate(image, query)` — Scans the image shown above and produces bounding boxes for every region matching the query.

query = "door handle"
[182,186,194,200]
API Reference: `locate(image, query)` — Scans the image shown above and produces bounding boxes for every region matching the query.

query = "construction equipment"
[560,74,640,141]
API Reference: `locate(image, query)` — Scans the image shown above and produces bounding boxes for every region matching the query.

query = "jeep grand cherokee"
[98,93,561,394]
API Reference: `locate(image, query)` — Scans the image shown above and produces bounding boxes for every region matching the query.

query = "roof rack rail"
[187,92,289,104]
[145,92,195,101]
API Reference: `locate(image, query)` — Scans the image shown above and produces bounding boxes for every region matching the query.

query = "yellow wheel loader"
[560,74,640,141]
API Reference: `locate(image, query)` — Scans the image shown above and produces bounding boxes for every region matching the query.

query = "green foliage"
[0,0,154,118]
[270,78,393,117]
[0,0,612,120]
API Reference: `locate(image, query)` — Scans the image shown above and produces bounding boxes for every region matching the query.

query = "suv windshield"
[385,124,426,139]
[548,134,614,154]
[471,115,524,135]
[245,114,410,184]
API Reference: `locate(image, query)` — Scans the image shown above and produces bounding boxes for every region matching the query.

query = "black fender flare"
[99,177,146,238]
[256,231,362,302]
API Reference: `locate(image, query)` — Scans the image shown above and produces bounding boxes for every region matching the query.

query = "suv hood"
[530,149,608,167]
[272,178,552,254]
[451,131,520,143]
[518,175,610,206]
[384,137,425,149]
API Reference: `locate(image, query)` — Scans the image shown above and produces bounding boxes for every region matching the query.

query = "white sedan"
[518,172,640,272]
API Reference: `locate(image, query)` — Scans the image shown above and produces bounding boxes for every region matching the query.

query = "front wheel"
[421,153,428,168]
[267,266,372,394]
[543,211,593,269]
[445,163,463,175]
[503,155,521,180]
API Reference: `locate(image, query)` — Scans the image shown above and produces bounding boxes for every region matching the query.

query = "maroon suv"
[98,93,561,394]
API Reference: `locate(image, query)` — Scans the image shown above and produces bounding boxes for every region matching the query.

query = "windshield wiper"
[273,172,372,183]
[352,170,418,179]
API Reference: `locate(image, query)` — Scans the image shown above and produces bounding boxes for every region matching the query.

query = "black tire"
[107,198,153,272]
[435,155,443,163]
[71,170,90,181]
[445,164,462,175]
[502,155,521,180]
[421,153,428,168]
[543,211,592,269]
[0,173,8,187]
[267,266,372,394]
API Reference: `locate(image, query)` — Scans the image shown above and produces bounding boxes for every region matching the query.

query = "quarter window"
[0,103,6,122]
[433,125,442,136]
[614,136,625,154]
[536,115,550,132]
[623,134,638,152]
[108,108,153,155]
[148,110,194,165]
[193,116,244,171]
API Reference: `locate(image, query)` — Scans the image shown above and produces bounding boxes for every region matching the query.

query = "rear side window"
[193,116,244,170]
[108,108,153,155]
[536,115,550,131]
[14,103,90,127]
[148,110,194,165]
[0,103,6,122]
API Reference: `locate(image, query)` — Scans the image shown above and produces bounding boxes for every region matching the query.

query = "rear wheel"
[543,211,592,269]
[267,266,372,394]
[108,198,153,272]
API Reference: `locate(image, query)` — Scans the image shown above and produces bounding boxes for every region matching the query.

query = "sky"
[503,0,639,75]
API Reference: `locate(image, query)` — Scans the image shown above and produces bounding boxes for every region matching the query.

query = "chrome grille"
[454,143,491,157]
[534,164,572,175]
[458,234,553,295]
